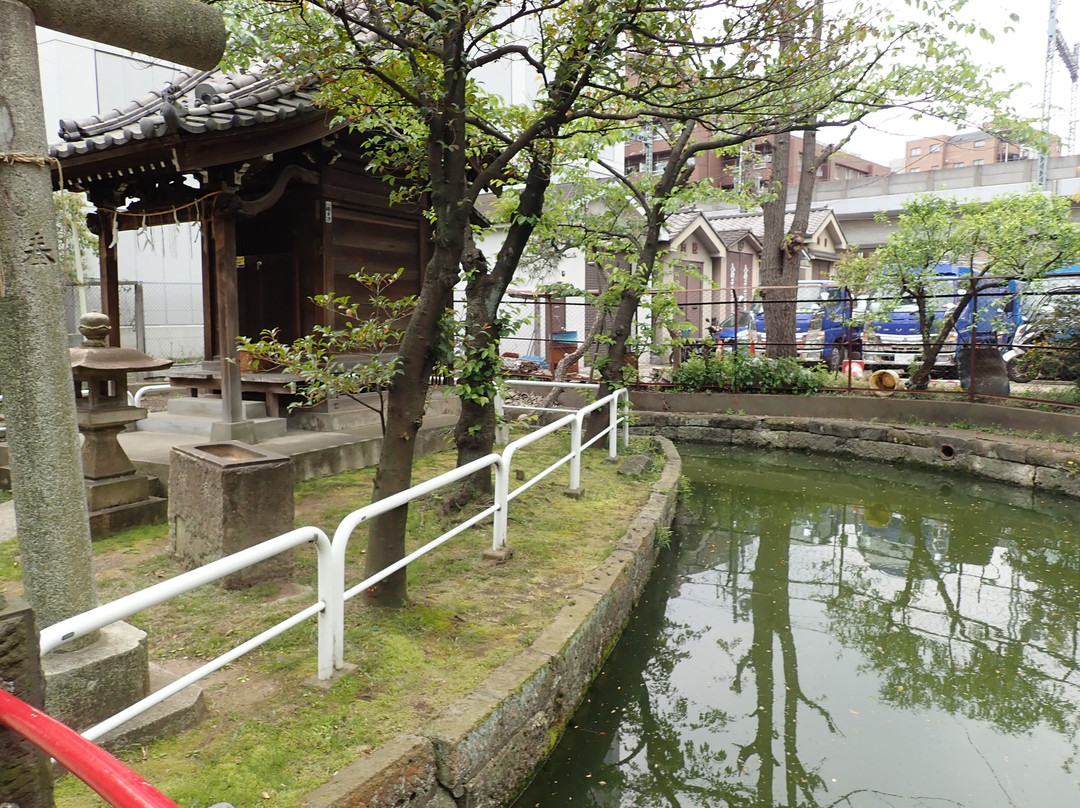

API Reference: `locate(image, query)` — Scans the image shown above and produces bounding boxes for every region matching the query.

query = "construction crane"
[1039,0,1079,187]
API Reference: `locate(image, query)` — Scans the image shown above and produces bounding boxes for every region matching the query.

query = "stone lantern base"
[86,485,168,538]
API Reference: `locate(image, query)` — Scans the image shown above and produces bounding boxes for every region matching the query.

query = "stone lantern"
[69,312,172,536]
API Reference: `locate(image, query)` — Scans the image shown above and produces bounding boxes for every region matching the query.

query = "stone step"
[133,411,287,441]
[290,389,459,432]
[167,396,269,420]
[97,662,206,752]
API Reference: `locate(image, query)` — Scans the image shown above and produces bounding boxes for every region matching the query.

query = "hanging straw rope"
[0,150,64,190]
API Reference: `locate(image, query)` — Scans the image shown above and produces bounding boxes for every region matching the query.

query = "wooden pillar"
[319,196,335,329]
[97,209,121,347]
[211,212,244,428]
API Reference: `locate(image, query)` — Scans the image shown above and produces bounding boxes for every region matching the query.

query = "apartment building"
[624,127,890,189]
[903,131,1027,173]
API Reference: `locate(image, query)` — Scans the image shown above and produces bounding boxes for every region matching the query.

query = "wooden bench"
[167,363,303,419]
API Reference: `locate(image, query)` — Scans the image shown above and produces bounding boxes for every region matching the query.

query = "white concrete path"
[0,499,15,543]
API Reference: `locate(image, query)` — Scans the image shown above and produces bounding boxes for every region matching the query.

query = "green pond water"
[513,445,1080,807]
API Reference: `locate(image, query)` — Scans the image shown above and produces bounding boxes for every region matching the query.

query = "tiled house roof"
[662,211,701,238]
[717,228,759,250]
[702,208,836,241]
[51,68,320,160]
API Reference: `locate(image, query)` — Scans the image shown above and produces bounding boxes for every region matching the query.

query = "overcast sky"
[830,1,1080,166]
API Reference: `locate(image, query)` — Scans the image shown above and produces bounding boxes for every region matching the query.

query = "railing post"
[620,389,629,448]
[493,456,510,550]
[568,414,583,494]
[608,393,618,459]
[0,595,54,808]
[317,541,341,680]
[329,539,348,671]
[494,393,508,445]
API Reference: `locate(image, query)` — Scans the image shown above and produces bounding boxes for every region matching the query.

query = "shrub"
[670,350,830,394]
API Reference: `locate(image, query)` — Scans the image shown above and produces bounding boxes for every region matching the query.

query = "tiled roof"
[51,68,320,160]
[805,246,838,261]
[703,208,835,240]
[663,211,701,239]
[717,228,756,249]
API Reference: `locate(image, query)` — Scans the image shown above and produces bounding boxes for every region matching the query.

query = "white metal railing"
[325,452,503,674]
[495,380,629,445]
[40,528,332,742]
[40,389,630,741]
[128,383,173,407]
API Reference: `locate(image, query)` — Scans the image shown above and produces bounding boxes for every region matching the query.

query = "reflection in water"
[513,446,1080,807]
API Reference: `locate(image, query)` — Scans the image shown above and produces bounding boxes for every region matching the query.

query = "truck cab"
[752,280,837,354]
[800,286,865,371]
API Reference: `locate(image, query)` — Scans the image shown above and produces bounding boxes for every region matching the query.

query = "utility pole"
[630,127,655,174]
[1040,0,1079,186]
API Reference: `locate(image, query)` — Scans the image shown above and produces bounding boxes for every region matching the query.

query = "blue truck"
[797,266,1020,374]
[751,280,837,355]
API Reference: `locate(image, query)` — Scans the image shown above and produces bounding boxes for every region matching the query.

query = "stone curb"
[627,389,1080,440]
[301,437,682,808]
[633,411,1080,499]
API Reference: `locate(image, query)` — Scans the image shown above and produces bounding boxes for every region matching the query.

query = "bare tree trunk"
[451,230,501,499]
[366,237,461,606]
[762,2,829,360]
[760,130,798,358]
[908,283,994,389]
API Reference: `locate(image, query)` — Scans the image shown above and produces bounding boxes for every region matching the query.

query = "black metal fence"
[489,282,1080,405]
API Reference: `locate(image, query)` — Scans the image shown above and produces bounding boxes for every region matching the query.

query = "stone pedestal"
[43,621,149,732]
[169,441,295,589]
[210,418,258,444]
[41,620,206,749]
[0,595,53,808]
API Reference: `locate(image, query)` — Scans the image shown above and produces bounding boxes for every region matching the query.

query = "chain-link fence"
[62,281,204,362]
[492,293,613,376]
[139,282,203,362]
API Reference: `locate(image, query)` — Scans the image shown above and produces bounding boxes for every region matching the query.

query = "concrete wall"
[797,155,1080,249]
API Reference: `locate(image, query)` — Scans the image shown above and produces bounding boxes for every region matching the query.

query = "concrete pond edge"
[301,437,683,808]
[633,410,1080,498]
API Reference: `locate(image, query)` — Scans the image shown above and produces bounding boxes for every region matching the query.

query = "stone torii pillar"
[0,0,225,634]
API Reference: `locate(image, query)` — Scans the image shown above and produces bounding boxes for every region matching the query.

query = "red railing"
[0,688,182,808]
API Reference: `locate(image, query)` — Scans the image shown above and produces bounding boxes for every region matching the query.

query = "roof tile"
[50,67,320,158]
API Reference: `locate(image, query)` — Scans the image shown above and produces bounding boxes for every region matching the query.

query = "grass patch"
[946,419,1080,446]
[3,433,662,808]
[0,537,19,583]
